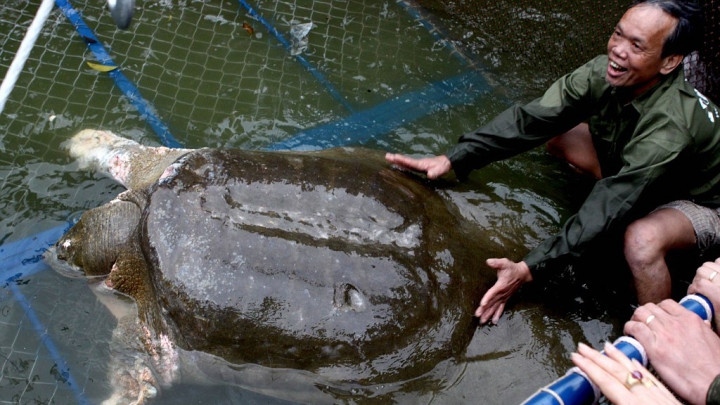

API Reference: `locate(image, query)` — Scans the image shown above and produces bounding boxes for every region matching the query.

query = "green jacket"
[445,55,720,278]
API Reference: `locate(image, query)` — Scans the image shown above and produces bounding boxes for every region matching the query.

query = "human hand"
[688,258,720,330]
[384,153,452,179]
[571,342,681,405]
[474,258,532,324]
[624,300,720,405]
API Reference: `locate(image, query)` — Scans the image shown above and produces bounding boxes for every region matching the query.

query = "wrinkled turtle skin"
[51,130,497,387]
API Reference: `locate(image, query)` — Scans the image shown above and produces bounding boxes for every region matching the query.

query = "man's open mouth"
[609,60,627,73]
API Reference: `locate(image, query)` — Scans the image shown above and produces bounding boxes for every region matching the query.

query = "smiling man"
[385,0,720,324]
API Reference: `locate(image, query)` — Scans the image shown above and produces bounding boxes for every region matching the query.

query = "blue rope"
[54,0,182,148]
[0,225,67,278]
[266,70,491,150]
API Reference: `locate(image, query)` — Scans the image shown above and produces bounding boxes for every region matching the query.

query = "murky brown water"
[0,0,640,403]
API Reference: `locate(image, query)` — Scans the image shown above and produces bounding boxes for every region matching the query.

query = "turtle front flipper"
[98,258,179,405]
[89,282,161,405]
[66,129,190,190]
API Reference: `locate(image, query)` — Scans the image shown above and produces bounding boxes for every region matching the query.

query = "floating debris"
[289,22,314,55]
[86,61,118,72]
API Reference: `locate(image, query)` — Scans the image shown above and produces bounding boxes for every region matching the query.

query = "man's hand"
[384,153,452,179]
[688,258,720,331]
[625,300,720,405]
[475,259,533,324]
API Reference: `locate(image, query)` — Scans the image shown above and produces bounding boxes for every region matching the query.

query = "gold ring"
[626,370,643,388]
[643,378,657,388]
[711,271,718,281]
[645,315,656,325]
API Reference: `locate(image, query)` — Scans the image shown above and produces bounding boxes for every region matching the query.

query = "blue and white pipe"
[520,294,715,405]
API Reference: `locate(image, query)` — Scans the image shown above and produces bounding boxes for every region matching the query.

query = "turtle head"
[50,220,102,279]
[51,198,143,279]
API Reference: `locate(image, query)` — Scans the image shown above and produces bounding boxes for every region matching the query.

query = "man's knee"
[624,219,663,268]
[624,208,697,271]
[624,218,675,303]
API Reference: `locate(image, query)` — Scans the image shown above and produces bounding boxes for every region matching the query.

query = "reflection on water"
[415,0,627,101]
[0,0,634,403]
[0,267,115,404]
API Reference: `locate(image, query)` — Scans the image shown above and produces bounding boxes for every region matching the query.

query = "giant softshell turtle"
[47,129,501,403]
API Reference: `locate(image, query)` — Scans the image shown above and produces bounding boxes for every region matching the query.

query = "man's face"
[606,4,679,97]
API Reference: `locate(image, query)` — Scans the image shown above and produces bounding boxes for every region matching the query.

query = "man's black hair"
[631,0,702,57]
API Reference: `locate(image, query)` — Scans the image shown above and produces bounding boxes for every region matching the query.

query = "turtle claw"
[101,366,158,405]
